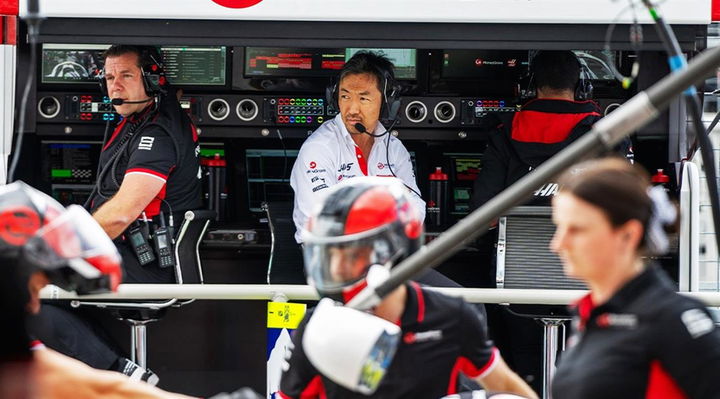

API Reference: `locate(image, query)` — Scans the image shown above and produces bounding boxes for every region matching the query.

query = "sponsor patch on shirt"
[312,184,329,192]
[138,136,155,151]
[403,330,443,344]
[338,162,354,172]
[595,313,638,329]
[681,308,715,339]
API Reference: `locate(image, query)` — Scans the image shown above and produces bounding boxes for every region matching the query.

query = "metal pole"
[348,44,720,310]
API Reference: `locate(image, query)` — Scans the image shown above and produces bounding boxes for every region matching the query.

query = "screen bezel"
[38,44,232,90]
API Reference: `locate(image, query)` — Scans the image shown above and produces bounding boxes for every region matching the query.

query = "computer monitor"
[245,149,299,212]
[160,46,227,86]
[446,153,482,215]
[41,44,107,84]
[41,140,102,206]
[345,48,417,80]
[244,47,345,78]
[41,44,228,86]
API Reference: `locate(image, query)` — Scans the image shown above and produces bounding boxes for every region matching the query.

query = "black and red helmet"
[0,182,121,294]
[302,177,423,303]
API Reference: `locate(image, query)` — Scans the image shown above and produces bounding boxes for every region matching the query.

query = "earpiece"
[525,51,593,101]
[325,64,401,122]
[97,46,167,97]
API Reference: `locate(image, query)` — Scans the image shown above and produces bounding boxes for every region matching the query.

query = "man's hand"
[92,174,165,239]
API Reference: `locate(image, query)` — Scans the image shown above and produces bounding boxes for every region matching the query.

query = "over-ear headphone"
[98,46,167,97]
[525,51,593,101]
[325,63,402,123]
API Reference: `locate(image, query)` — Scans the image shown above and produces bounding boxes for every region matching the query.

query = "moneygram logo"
[211,0,264,8]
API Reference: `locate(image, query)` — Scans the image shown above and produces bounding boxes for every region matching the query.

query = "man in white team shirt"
[290,51,424,243]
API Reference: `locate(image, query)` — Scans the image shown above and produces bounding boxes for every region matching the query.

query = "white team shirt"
[290,114,426,242]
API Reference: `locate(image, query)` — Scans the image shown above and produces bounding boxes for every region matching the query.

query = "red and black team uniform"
[31,90,201,372]
[552,265,720,399]
[89,89,202,283]
[469,98,605,393]
[279,282,500,399]
[471,98,602,208]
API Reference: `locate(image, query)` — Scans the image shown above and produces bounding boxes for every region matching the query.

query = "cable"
[8,11,42,182]
[383,119,423,200]
[603,1,642,89]
[277,128,289,182]
[639,0,720,255]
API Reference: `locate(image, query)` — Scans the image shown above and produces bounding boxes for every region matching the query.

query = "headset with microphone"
[325,59,402,137]
[325,53,422,200]
[525,50,593,101]
[97,45,168,105]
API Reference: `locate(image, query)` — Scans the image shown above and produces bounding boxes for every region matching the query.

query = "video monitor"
[345,48,417,80]
[41,140,102,206]
[442,50,528,80]
[160,46,227,86]
[42,44,227,86]
[429,50,528,97]
[446,153,482,215]
[244,47,345,78]
[41,44,108,84]
[571,50,617,81]
[245,149,299,212]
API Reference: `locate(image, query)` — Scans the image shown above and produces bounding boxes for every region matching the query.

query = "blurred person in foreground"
[279,177,537,399]
[550,158,720,398]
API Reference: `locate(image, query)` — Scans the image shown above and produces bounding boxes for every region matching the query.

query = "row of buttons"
[277,98,324,106]
[475,99,506,107]
[277,105,325,116]
[277,115,324,124]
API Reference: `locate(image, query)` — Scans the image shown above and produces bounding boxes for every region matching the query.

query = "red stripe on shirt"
[446,348,499,394]
[103,118,128,151]
[511,110,599,143]
[354,146,368,176]
[646,360,687,399]
[125,168,168,181]
[410,281,425,323]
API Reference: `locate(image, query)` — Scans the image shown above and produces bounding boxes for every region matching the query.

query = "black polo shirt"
[279,282,498,399]
[552,265,720,399]
[89,91,202,219]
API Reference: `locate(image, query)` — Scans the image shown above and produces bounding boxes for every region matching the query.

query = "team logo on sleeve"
[681,309,715,338]
[138,136,155,151]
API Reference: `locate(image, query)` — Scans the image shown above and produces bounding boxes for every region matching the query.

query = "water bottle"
[651,168,670,193]
[427,166,449,230]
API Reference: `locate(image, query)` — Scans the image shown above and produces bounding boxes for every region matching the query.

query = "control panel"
[263,96,336,126]
[460,98,519,126]
[38,93,117,123]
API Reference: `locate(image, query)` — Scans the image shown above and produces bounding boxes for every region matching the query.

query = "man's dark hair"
[531,50,580,91]
[102,45,163,70]
[338,51,395,94]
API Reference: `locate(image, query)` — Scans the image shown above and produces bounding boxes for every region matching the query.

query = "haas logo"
[211,0,264,8]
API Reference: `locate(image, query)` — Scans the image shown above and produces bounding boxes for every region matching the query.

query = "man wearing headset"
[290,51,425,246]
[470,50,603,210]
[30,45,202,382]
[469,50,613,394]
[89,44,202,284]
